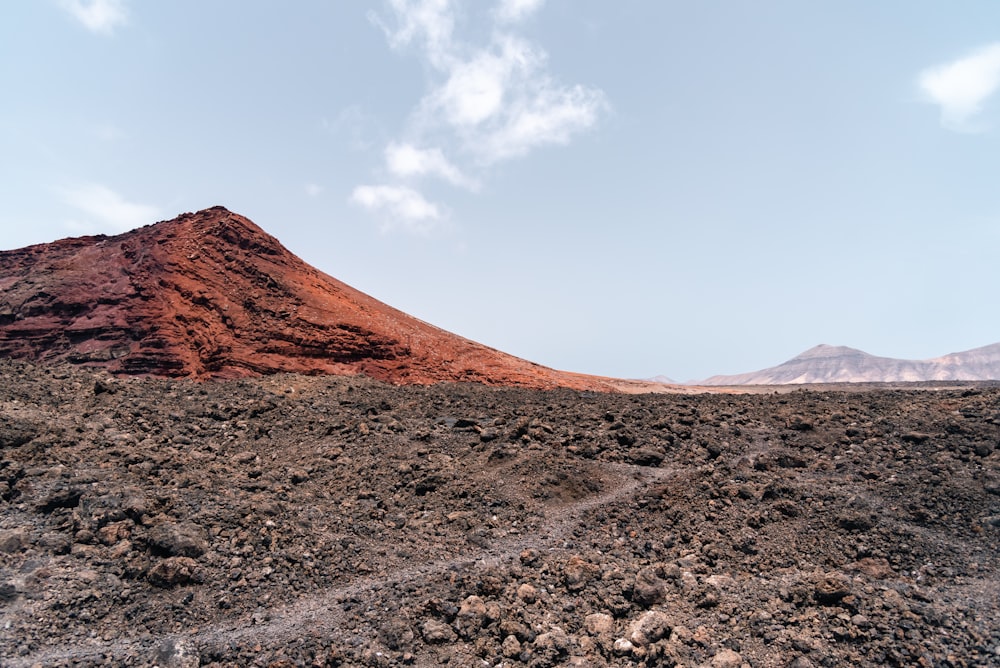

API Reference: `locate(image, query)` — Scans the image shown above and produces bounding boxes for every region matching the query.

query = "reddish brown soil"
[0,208,638,391]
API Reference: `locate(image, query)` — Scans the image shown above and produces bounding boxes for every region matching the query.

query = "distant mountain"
[699,343,1000,385]
[0,206,645,391]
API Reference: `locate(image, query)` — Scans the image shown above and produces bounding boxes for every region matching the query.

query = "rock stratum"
[700,343,1000,386]
[0,207,644,392]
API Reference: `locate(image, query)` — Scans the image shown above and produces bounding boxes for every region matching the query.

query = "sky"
[2,1,999,382]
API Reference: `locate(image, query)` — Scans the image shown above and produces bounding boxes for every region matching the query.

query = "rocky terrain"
[1,360,998,667]
[0,208,653,393]
[700,344,1000,386]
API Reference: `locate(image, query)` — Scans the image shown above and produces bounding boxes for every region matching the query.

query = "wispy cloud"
[60,183,160,233]
[60,0,129,35]
[304,182,324,197]
[353,1,606,234]
[386,142,478,189]
[919,43,1000,132]
[493,0,545,24]
[350,184,443,234]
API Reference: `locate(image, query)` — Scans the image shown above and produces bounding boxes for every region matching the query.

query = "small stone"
[74,529,96,544]
[97,521,133,546]
[500,619,534,643]
[520,548,541,566]
[585,613,614,636]
[93,378,118,395]
[846,557,894,578]
[147,522,208,557]
[108,540,132,559]
[629,447,665,466]
[36,487,83,513]
[0,528,27,554]
[670,625,693,644]
[421,619,456,644]
[378,619,415,651]
[791,634,819,653]
[501,634,521,658]
[517,582,538,603]
[633,565,668,607]
[697,591,720,608]
[38,531,71,554]
[612,638,635,655]
[457,595,487,620]
[234,451,258,464]
[814,573,851,605]
[566,658,596,668]
[710,648,743,668]
[564,555,598,592]
[148,557,202,587]
[533,628,570,655]
[154,638,200,668]
[0,582,17,601]
[629,610,671,647]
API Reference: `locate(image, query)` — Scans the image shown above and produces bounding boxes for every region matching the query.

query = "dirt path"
[4,462,671,668]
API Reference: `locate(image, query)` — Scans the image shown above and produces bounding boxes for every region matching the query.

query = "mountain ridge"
[698,341,1000,385]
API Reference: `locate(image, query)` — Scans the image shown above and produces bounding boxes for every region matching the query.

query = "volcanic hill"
[0,207,635,391]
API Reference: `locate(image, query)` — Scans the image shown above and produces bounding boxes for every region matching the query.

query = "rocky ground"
[1,360,999,667]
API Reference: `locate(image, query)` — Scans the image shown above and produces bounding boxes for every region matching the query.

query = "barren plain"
[1,361,998,667]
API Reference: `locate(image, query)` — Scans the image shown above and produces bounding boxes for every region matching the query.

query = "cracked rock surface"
[1,360,999,667]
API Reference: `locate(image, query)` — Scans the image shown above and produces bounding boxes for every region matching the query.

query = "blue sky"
[2,1,999,382]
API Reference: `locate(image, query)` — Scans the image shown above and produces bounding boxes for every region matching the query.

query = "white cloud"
[304,183,324,197]
[386,142,477,189]
[371,0,455,67]
[436,53,511,126]
[60,0,128,35]
[60,183,160,233]
[493,0,545,24]
[428,37,540,129]
[382,4,605,163]
[355,2,606,233]
[350,184,443,234]
[919,43,1000,132]
[481,83,606,161]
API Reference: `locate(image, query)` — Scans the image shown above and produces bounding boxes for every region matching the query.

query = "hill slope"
[0,207,632,390]
[701,342,1000,385]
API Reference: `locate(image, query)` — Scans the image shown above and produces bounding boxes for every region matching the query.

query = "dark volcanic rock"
[147,522,208,557]
[0,361,998,667]
[148,556,202,587]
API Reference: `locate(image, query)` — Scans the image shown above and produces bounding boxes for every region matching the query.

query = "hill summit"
[0,207,627,390]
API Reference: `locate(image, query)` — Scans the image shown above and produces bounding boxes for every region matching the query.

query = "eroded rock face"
[0,207,617,390]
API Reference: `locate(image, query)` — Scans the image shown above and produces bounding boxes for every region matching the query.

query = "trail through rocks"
[6,463,669,668]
